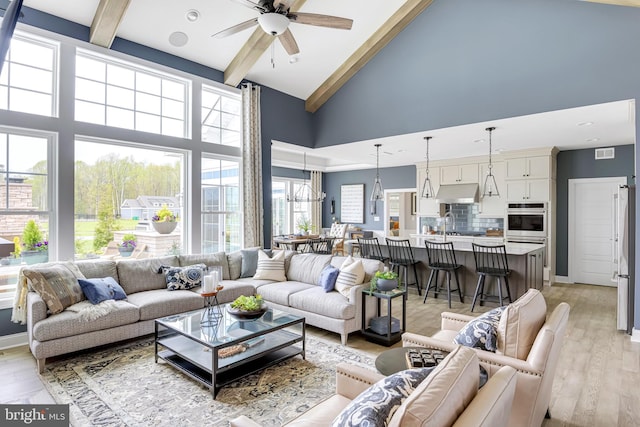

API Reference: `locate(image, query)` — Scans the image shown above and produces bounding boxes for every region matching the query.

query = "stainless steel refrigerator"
[615,185,635,333]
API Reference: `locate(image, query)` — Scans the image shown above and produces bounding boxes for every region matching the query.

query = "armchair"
[231,346,517,427]
[402,289,570,427]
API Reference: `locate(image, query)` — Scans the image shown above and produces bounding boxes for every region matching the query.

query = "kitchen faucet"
[442,211,455,241]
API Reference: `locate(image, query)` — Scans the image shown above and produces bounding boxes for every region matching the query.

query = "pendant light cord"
[486,127,495,174]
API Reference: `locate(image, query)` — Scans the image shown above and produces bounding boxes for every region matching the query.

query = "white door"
[569,177,627,286]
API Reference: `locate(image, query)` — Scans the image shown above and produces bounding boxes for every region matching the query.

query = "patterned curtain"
[310,170,323,234]
[241,83,263,248]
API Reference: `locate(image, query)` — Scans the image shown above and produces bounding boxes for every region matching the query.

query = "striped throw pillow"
[335,256,365,298]
[253,250,286,281]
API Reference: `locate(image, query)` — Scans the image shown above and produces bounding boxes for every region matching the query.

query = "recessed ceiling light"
[473,139,485,143]
[586,137,600,142]
[289,55,299,64]
[578,121,594,126]
[168,31,188,47]
[186,9,200,22]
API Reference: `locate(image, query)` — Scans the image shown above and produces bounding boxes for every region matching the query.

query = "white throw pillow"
[335,256,365,298]
[253,250,287,282]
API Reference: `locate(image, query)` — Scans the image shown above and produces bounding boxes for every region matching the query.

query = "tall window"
[0,129,53,300]
[201,85,241,146]
[272,178,311,235]
[75,50,190,138]
[202,156,241,253]
[74,139,185,258]
[0,32,58,117]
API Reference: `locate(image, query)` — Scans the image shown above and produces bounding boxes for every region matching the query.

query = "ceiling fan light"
[258,13,290,35]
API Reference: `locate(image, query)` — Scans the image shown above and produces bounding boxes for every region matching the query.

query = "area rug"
[41,336,376,426]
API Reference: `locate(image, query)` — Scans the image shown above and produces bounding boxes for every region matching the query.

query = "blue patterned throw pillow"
[78,277,127,304]
[159,264,207,290]
[454,306,506,352]
[331,367,434,427]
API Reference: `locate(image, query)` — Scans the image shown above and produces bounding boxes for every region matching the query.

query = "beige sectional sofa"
[25,251,383,372]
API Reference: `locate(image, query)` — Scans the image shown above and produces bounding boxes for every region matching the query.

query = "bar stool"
[470,243,513,312]
[424,241,463,308]
[357,237,389,264]
[385,238,422,296]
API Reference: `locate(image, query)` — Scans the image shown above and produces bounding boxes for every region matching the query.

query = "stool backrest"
[358,237,385,260]
[472,243,510,274]
[425,241,458,267]
[385,238,416,264]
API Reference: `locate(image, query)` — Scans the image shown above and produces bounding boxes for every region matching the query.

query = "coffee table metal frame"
[155,305,305,398]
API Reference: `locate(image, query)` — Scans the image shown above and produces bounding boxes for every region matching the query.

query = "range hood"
[435,183,480,204]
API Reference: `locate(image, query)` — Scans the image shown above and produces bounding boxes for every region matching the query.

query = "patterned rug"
[41,336,376,427]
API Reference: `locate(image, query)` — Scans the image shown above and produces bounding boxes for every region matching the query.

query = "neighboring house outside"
[120,196,180,221]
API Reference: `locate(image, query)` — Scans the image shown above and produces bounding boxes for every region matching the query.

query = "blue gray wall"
[556,145,635,276]
[323,166,416,229]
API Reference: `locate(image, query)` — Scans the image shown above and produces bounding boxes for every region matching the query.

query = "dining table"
[272,235,319,251]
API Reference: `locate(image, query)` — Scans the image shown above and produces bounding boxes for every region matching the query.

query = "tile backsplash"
[419,203,503,233]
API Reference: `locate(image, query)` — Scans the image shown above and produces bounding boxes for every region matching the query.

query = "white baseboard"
[632,328,640,343]
[554,276,570,283]
[0,332,28,350]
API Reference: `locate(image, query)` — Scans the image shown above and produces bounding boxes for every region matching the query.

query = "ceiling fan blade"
[211,18,259,38]
[228,0,267,13]
[288,12,353,30]
[278,28,300,55]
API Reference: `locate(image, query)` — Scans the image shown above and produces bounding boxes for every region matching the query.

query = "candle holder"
[201,286,223,326]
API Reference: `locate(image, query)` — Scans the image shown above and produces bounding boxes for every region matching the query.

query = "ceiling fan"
[212,0,353,55]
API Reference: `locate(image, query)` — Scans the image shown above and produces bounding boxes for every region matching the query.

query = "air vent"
[595,147,615,160]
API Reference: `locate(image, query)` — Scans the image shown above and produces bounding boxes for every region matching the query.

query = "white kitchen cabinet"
[505,179,549,201]
[439,163,479,184]
[477,161,505,217]
[416,165,441,216]
[505,156,550,180]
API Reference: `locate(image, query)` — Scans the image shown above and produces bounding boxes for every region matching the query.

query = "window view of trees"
[74,140,183,257]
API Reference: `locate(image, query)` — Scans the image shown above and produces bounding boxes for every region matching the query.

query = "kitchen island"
[383,235,545,303]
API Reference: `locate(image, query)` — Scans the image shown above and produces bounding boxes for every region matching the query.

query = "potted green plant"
[227,294,267,320]
[370,270,400,292]
[151,204,178,234]
[21,220,49,265]
[118,233,137,257]
[296,215,312,235]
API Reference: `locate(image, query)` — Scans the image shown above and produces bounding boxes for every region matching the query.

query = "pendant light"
[421,136,434,199]
[482,126,500,197]
[287,152,326,203]
[369,144,384,215]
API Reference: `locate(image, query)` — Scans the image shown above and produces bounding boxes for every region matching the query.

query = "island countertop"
[408,234,544,255]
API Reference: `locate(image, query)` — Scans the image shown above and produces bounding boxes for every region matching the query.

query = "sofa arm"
[440,311,475,331]
[229,415,262,427]
[336,362,384,400]
[401,333,542,377]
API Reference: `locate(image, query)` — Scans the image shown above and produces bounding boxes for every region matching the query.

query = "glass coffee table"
[155,305,305,398]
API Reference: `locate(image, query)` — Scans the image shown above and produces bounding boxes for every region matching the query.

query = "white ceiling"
[19,1,637,172]
[22,0,404,100]
[272,99,636,171]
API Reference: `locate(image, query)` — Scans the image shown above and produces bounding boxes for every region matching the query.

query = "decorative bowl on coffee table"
[226,304,268,321]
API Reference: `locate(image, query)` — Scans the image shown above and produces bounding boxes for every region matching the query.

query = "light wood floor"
[1,283,638,426]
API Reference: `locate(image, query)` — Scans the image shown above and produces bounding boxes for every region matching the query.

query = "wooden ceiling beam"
[305,0,434,113]
[90,0,131,48]
[224,0,307,87]
[584,0,640,7]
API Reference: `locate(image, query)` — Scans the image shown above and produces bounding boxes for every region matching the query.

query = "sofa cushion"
[227,251,243,280]
[286,253,331,284]
[454,306,505,352]
[125,289,204,321]
[497,289,547,359]
[332,367,434,427]
[196,280,259,304]
[253,250,287,281]
[257,281,315,306]
[240,247,273,278]
[331,256,384,284]
[160,263,207,290]
[116,256,179,294]
[319,265,340,292]
[289,286,357,320]
[75,259,119,282]
[389,345,479,427]
[78,277,127,304]
[22,262,86,314]
[179,252,230,280]
[32,300,140,342]
[335,256,365,298]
